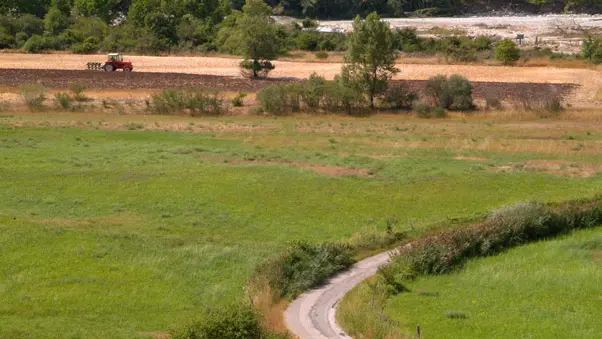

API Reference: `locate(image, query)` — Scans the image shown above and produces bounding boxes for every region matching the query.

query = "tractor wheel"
[123,67,132,72]
[104,64,115,72]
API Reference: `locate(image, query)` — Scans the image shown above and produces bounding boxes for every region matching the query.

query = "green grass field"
[1,114,602,338]
[385,227,602,339]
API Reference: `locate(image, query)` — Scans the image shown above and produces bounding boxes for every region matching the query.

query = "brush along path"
[284,251,393,338]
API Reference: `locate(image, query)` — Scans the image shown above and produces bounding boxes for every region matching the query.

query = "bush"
[393,27,421,52]
[0,28,15,49]
[433,107,447,118]
[413,101,433,118]
[315,51,329,59]
[322,79,368,115]
[71,36,100,54]
[495,39,520,65]
[301,73,327,112]
[438,36,477,62]
[54,92,73,109]
[69,82,90,102]
[23,34,47,53]
[172,304,262,339]
[249,241,355,299]
[382,84,417,110]
[187,91,225,117]
[473,35,492,51]
[256,84,289,115]
[151,88,226,116]
[20,84,47,111]
[426,74,474,111]
[240,59,275,79]
[513,91,564,117]
[386,197,602,281]
[485,89,503,110]
[581,35,602,64]
[232,92,247,107]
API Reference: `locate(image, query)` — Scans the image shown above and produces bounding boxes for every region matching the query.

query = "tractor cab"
[103,53,133,72]
[108,53,123,62]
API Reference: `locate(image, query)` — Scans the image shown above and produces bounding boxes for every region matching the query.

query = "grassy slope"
[1,115,602,338]
[386,227,602,339]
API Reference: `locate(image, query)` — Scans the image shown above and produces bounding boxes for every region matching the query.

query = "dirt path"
[0,54,599,103]
[284,251,392,339]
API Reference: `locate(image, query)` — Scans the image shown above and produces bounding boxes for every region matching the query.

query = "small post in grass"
[416,324,421,338]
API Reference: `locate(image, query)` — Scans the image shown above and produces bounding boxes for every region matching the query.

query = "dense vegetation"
[0,0,600,56]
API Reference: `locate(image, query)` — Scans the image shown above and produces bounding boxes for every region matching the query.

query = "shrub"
[150,88,226,116]
[256,84,289,115]
[69,82,90,102]
[433,107,447,118]
[172,303,262,339]
[187,91,225,117]
[240,59,275,79]
[151,88,186,114]
[71,36,100,54]
[393,27,421,52]
[20,84,47,111]
[426,74,474,111]
[250,241,354,299]
[382,84,418,110]
[54,92,73,109]
[322,80,368,115]
[387,197,602,280]
[581,35,602,64]
[23,34,47,53]
[438,36,477,62]
[485,89,504,110]
[495,39,520,65]
[413,101,433,118]
[248,106,265,115]
[231,92,247,107]
[315,51,329,59]
[513,91,564,117]
[473,35,492,51]
[0,28,15,49]
[301,73,327,112]
[446,74,474,110]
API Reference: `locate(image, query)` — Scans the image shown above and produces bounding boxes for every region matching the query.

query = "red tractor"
[87,53,134,72]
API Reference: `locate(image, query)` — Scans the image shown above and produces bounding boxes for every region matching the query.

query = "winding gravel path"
[284,251,393,339]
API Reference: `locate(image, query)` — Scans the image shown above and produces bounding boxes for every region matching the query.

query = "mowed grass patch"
[385,227,602,339]
[1,123,602,338]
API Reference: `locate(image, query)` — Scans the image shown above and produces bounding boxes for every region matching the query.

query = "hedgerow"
[385,196,602,283]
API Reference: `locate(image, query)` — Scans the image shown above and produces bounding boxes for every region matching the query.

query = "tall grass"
[151,88,226,116]
[20,84,47,111]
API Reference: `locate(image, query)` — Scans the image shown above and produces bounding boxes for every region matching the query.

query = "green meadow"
[386,227,602,339]
[1,114,602,338]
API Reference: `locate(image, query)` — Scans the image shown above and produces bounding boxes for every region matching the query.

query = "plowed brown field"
[0,68,578,101]
[0,53,599,104]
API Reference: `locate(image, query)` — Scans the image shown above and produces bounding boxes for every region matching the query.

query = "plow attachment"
[87,62,104,70]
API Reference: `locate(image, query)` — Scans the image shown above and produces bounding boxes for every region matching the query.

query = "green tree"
[581,34,602,63]
[235,0,283,78]
[74,0,120,23]
[343,12,398,109]
[44,1,71,35]
[0,0,51,18]
[494,38,520,65]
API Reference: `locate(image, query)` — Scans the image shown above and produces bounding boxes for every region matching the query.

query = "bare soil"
[0,53,600,107]
[0,68,578,102]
